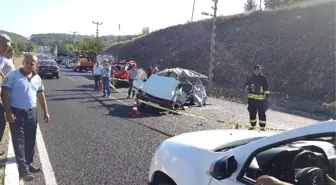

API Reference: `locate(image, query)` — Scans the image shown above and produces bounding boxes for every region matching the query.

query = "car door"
[208,120,336,185]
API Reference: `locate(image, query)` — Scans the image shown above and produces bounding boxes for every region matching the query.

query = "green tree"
[77,38,105,54]
[141,27,150,36]
[26,42,38,52]
[264,0,283,10]
[244,0,258,12]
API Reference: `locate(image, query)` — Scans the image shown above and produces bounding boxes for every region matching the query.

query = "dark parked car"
[37,60,60,79]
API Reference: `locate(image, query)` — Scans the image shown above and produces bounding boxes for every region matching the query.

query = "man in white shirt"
[101,59,111,97]
[0,33,15,156]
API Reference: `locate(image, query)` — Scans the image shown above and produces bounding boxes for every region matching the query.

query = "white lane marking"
[36,124,58,185]
[67,77,76,82]
[4,135,19,185]
[109,96,130,106]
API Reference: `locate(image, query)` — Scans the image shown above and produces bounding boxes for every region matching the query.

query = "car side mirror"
[210,155,237,180]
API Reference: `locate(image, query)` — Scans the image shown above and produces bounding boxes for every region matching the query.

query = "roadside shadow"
[81,97,128,104]
[54,88,95,92]
[49,96,91,101]
[86,104,173,137]
[107,103,165,119]
[77,84,95,89]
[67,74,93,81]
[41,76,56,80]
[88,94,166,118]
[45,93,84,98]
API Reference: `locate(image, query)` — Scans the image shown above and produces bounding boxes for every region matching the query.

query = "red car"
[112,60,138,87]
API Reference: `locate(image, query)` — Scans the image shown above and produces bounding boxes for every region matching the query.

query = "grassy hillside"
[0,30,37,54]
[0,30,28,43]
[105,0,335,119]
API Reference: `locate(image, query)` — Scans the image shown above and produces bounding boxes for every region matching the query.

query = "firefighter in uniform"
[245,65,270,131]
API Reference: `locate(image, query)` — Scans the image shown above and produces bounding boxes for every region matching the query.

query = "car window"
[40,61,57,66]
[114,64,126,70]
[240,133,336,185]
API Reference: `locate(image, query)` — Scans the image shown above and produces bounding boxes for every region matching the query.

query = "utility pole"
[208,0,218,90]
[92,21,103,55]
[191,0,196,21]
[118,24,121,43]
[70,31,77,53]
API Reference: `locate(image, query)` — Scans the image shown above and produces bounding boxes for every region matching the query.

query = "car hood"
[167,129,276,151]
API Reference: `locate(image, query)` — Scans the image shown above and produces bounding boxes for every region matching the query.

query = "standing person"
[92,61,102,90]
[245,65,270,131]
[1,54,50,181]
[152,64,159,74]
[127,64,138,99]
[0,34,15,156]
[101,59,111,97]
[147,64,153,78]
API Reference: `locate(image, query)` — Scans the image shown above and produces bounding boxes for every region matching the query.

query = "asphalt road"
[26,67,319,185]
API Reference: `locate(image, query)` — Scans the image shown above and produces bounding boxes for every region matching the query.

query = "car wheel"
[137,100,145,110]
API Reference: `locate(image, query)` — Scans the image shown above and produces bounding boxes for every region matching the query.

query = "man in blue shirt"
[0,33,15,156]
[1,55,50,181]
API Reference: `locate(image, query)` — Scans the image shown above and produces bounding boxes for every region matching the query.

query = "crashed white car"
[148,120,336,185]
[133,68,208,110]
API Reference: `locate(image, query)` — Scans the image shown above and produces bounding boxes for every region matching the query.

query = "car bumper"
[38,71,59,76]
[136,92,173,109]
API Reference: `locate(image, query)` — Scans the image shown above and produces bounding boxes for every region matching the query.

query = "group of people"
[92,59,113,97]
[0,33,50,181]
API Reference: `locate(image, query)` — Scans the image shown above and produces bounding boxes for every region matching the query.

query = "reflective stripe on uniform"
[248,94,265,100]
[264,90,270,94]
[250,119,257,123]
[259,120,266,124]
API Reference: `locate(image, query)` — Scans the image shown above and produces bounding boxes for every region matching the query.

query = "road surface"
[22,67,318,185]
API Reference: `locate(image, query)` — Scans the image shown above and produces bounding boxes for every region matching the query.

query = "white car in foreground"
[148,120,336,185]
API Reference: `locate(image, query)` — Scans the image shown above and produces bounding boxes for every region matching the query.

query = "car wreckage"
[133,68,208,110]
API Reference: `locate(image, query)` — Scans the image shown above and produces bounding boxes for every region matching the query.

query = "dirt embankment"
[105,0,336,120]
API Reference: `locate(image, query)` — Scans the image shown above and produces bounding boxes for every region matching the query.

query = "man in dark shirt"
[245,65,270,130]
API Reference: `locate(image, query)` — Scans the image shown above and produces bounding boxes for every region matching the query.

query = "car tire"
[137,100,145,110]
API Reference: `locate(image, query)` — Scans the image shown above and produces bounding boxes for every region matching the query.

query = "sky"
[0,0,262,37]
